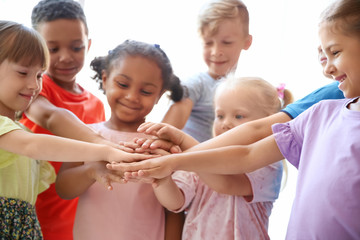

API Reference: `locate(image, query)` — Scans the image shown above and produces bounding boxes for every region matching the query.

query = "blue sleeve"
[281,81,344,119]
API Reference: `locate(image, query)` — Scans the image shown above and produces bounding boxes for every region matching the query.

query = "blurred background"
[1,0,334,238]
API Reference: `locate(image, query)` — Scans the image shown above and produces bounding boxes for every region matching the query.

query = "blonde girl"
[121,75,293,239]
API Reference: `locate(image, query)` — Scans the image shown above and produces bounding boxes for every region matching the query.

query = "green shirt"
[0,116,55,205]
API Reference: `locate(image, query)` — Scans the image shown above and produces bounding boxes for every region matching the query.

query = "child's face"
[102,56,163,130]
[317,45,332,79]
[202,18,251,79]
[320,22,360,98]
[0,60,43,118]
[213,87,267,136]
[37,19,90,86]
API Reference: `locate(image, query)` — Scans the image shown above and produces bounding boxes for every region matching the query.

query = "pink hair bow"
[277,83,285,100]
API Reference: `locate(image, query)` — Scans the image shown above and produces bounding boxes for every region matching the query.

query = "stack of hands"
[96,123,185,190]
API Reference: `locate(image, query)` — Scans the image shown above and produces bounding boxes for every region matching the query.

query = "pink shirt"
[73,122,165,240]
[172,161,282,240]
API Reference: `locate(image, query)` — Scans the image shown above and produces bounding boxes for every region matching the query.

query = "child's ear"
[101,70,107,92]
[87,38,92,52]
[243,34,252,50]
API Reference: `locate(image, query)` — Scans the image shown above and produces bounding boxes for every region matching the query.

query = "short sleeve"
[0,116,22,136]
[282,81,344,118]
[272,122,302,168]
[0,117,23,169]
[182,76,204,104]
[38,160,56,194]
[171,171,199,213]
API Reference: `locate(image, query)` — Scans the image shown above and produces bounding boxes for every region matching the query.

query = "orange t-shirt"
[20,74,105,240]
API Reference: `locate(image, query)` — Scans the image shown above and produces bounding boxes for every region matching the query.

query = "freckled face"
[102,56,164,129]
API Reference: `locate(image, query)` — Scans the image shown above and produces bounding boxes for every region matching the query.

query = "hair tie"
[154,44,160,49]
[277,83,285,108]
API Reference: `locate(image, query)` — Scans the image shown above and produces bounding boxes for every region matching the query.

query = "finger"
[149,148,170,156]
[137,168,169,179]
[134,137,148,146]
[108,174,127,184]
[137,122,155,132]
[122,141,140,149]
[170,145,182,153]
[149,139,174,150]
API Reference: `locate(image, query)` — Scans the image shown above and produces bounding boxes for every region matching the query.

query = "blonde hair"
[0,20,49,70]
[215,75,294,116]
[215,75,294,189]
[198,0,250,37]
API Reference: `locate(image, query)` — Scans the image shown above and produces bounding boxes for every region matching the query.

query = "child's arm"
[189,112,291,151]
[164,210,184,240]
[24,96,109,145]
[197,173,253,197]
[109,135,284,179]
[55,161,126,199]
[0,128,151,163]
[152,176,185,212]
[161,98,193,129]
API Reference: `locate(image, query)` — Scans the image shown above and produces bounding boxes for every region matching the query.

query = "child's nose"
[211,44,223,57]
[125,90,140,102]
[28,77,41,91]
[324,61,336,78]
[221,119,233,130]
[58,49,74,62]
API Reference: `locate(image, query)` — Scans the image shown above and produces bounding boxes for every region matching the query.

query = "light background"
[1,0,334,239]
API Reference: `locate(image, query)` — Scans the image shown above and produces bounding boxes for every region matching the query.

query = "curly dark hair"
[90,40,184,102]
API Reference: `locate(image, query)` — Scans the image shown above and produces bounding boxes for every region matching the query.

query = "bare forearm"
[2,130,116,163]
[56,163,95,199]
[25,96,104,143]
[153,176,185,211]
[187,112,290,152]
[45,109,103,143]
[173,137,283,175]
[198,173,252,197]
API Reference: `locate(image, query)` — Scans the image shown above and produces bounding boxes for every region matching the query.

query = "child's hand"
[88,161,127,190]
[134,137,182,154]
[123,171,156,185]
[123,171,164,188]
[137,122,185,147]
[109,147,158,163]
[107,154,175,179]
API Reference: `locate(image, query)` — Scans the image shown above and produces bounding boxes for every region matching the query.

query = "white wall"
[0,0,334,239]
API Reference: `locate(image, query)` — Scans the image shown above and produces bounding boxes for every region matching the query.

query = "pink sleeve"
[171,171,199,213]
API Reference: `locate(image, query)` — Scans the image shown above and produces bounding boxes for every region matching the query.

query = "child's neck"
[0,109,16,120]
[47,73,83,94]
[349,97,360,111]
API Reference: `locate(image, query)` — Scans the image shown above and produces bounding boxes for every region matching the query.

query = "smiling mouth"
[335,75,346,82]
[119,102,141,111]
[20,93,35,101]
